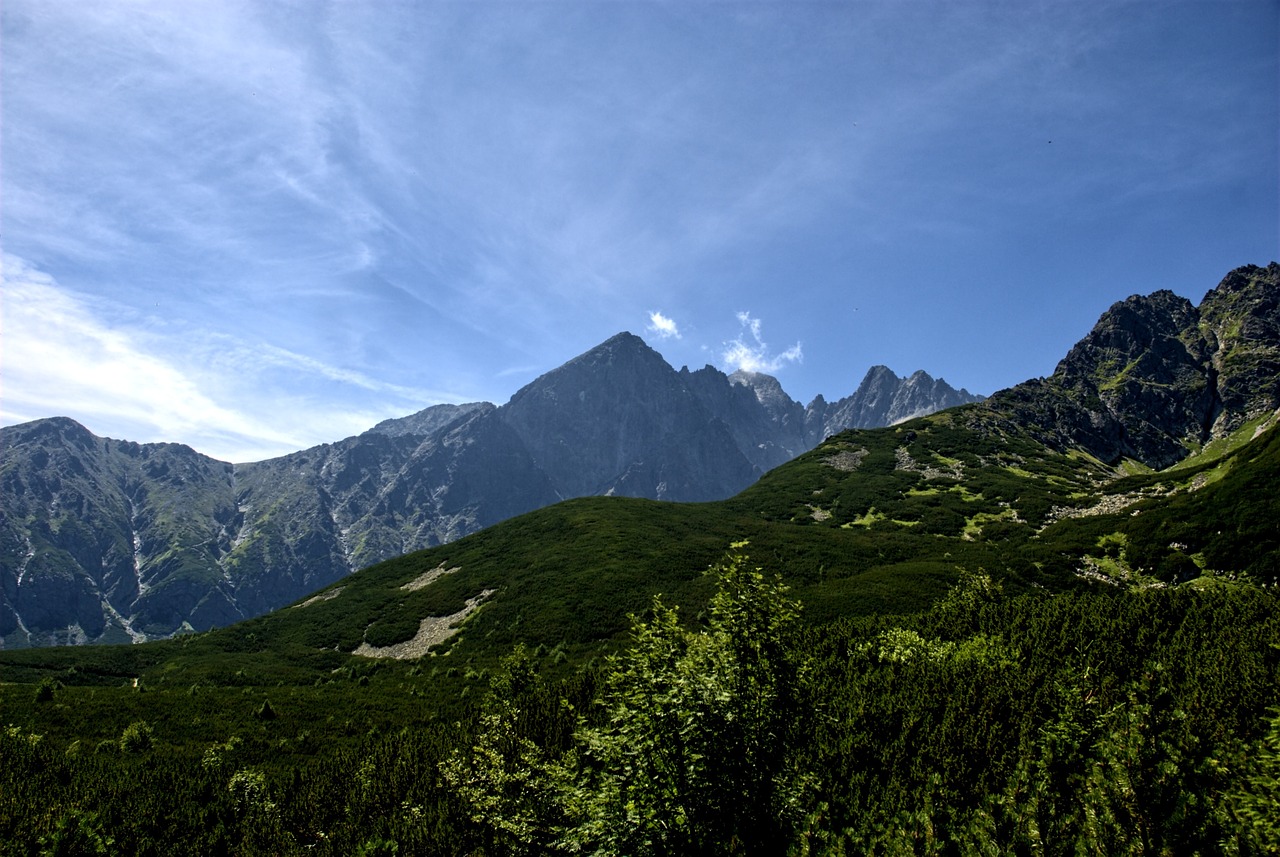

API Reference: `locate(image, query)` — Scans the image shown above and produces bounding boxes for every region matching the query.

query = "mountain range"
[2,262,1276,857]
[204,260,1273,670]
[0,346,978,647]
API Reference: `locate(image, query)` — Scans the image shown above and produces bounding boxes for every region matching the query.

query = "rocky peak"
[1053,290,1202,386]
[1198,263,1280,432]
[816,366,982,438]
[500,334,754,501]
[728,370,803,418]
[986,262,1280,469]
[555,331,662,373]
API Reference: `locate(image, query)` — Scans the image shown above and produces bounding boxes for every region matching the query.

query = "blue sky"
[2,0,1276,462]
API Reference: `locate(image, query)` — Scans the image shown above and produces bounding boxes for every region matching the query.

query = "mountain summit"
[816,365,980,437]
[985,262,1280,468]
[0,337,975,647]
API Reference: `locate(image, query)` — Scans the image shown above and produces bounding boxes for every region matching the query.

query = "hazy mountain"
[0,333,974,647]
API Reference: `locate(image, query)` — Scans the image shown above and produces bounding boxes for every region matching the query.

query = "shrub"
[119,720,154,753]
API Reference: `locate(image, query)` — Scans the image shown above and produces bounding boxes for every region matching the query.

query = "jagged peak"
[728,369,797,411]
[1208,261,1280,297]
[852,365,904,392]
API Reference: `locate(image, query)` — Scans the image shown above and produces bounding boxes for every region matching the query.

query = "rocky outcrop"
[983,262,1280,468]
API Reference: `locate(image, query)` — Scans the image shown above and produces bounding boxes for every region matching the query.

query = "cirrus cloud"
[0,254,456,461]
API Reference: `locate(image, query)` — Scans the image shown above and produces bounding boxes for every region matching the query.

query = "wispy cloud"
[1,0,1272,422]
[647,311,681,340]
[0,255,453,461]
[721,312,802,375]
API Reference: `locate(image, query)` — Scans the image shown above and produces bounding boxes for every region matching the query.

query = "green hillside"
[2,408,1279,854]
[3,405,1277,687]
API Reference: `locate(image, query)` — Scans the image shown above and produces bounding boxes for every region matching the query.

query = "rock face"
[814,366,981,437]
[983,262,1280,469]
[0,418,240,644]
[0,332,978,647]
[500,333,756,500]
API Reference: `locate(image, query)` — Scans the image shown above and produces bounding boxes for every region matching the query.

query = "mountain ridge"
[980,262,1280,469]
[8,260,1272,650]
[1,342,977,647]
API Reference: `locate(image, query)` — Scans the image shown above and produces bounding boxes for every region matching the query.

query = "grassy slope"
[3,405,1276,690]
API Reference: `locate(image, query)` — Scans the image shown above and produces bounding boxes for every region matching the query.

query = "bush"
[33,678,57,703]
[119,720,154,753]
[363,616,421,649]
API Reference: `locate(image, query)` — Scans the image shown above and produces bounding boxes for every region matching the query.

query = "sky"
[2,0,1276,462]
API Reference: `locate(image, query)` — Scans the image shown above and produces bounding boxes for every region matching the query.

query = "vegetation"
[445,544,813,855]
[3,413,1279,853]
[3,542,1279,854]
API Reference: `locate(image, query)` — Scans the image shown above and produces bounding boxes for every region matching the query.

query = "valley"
[1,263,1278,855]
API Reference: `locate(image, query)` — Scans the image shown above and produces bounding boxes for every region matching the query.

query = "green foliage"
[0,569,1277,855]
[1218,707,1280,855]
[446,544,815,855]
[441,646,568,856]
[119,719,154,753]
[354,838,400,857]
[37,809,114,857]
[33,677,58,703]
[564,543,812,856]
[363,615,423,649]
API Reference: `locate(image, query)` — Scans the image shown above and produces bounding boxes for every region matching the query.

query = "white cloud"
[647,311,681,340]
[0,255,454,461]
[721,312,802,374]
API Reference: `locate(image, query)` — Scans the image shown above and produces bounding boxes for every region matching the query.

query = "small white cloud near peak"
[647,310,681,340]
[722,312,802,374]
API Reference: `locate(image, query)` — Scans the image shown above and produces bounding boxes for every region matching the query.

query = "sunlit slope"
[2,406,1275,687]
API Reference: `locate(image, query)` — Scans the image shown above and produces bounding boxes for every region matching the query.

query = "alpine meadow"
[2,263,1279,854]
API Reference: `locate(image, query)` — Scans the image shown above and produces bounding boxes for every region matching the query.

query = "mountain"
[983,262,1280,468]
[2,264,1276,857]
[811,365,981,438]
[499,333,757,500]
[9,261,1275,653]
[154,261,1272,672]
[6,263,1272,683]
[0,335,976,647]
